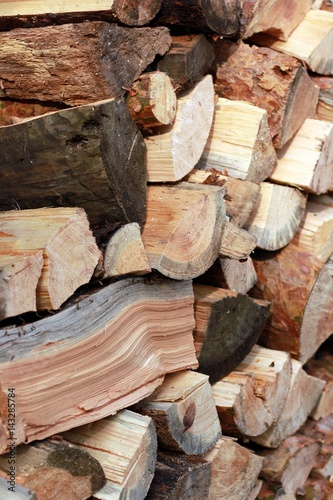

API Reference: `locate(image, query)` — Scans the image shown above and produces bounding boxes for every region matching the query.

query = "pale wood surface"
[311,75,333,121]
[220,221,257,260]
[305,351,333,420]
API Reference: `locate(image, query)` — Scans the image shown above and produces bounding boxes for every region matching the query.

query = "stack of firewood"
[0,0,333,498]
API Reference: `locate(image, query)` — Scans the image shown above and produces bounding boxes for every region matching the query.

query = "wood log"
[145,75,215,182]
[258,435,321,495]
[193,284,270,382]
[251,10,333,75]
[154,0,241,36]
[220,221,257,260]
[0,1,162,27]
[0,99,146,237]
[240,0,314,41]
[62,410,157,500]
[185,168,261,228]
[97,223,151,279]
[299,413,333,480]
[141,182,226,280]
[252,245,333,363]
[0,207,100,314]
[214,41,319,149]
[213,346,292,438]
[305,351,333,420]
[146,450,212,500]
[248,480,264,500]
[0,438,106,500]
[203,437,264,500]
[291,200,333,263]
[196,98,277,182]
[0,278,197,451]
[252,359,325,448]
[244,182,307,251]
[0,23,171,105]
[311,75,333,122]
[135,370,221,455]
[125,72,177,130]
[156,34,215,93]
[270,119,333,194]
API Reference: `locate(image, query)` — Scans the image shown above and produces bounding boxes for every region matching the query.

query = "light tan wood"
[252,10,333,75]
[220,221,257,260]
[203,437,264,500]
[244,182,307,250]
[252,359,325,448]
[63,410,157,500]
[145,75,215,182]
[311,75,333,121]
[141,182,226,280]
[0,278,197,452]
[270,119,333,194]
[0,207,100,312]
[197,98,277,183]
[197,256,257,294]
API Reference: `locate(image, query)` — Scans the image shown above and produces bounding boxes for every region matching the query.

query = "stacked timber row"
[0,1,333,498]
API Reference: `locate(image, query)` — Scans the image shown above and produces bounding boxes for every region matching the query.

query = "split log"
[270,119,333,194]
[244,182,307,251]
[252,359,325,448]
[0,23,171,105]
[96,223,151,279]
[240,0,314,41]
[125,72,177,130]
[0,99,146,236]
[62,410,157,500]
[252,244,333,363]
[251,10,333,75]
[311,75,333,122]
[258,435,321,495]
[135,370,221,455]
[0,278,197,451]
[220,221,257,260]
[197,256,257,295]
[0,438,106,500]
[185,169,261,228]
[146,451,212,500]
[193,284,270,382]
[145,75,215,182]
[141,182,226,280]
[0,1,162,27]
[305,351,333,420]
[300,413,333,480]
[154,0,241,36]
[156,35,215,93]
[214,41,319,149]
[196,98,277,182]
[213,346,292,438]
[203,437,264,500]
[291,200,333,263]
[0,207,100,314]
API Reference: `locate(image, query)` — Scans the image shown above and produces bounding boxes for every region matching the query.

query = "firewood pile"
[1,1,333,498]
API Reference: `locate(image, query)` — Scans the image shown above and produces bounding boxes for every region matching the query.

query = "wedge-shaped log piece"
[203,437,264,500]
[241,0,313,41]
[244,182,307,251]
[197,98,276,182]
[252,10,333,75]
[0,278,197,452]
[213,346,292,438]
[311,75,333,122]
[305,351,333,420]
[155,0,241,35]
[157,34,215,93]
[142,182,226,280]
[193,284,270,382]
[0,438,105,500]
[62,410,157,500]
[253,245,333,362]
[136,370,221,455]
[145,75,215,182]
[214,41,319,149]
[0,207,100,313]
[220,221,257,260]
[252,359,325,448]
[258,435,321,494]
[270,119,333,194]
[291,200,333,263]
[0,1,162,26]
[0,99,146,235]
[185,168,261,228]
[146,450,212,499]
[0,23,171,105]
